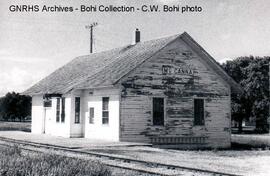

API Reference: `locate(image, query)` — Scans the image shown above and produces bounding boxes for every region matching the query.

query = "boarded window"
[75,97,80,123]
[61,98,65,123]
[56,98,60,122]
[194,99,204,126]
[153,98,164,126]
[89,107,94,124]
[102,97,109,124]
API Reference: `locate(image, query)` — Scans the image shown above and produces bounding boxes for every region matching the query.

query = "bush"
[0,145,111,176]
[0,122,31,132]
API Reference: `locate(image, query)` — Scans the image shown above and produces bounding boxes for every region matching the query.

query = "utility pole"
[85,22,98,53]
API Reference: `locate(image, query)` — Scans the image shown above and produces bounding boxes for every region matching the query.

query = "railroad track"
[0,136,242,176]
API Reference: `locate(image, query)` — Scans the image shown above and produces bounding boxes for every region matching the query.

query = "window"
[56,98,60,122]
[152,98,164,126]
[75,97,80,123]
[89,107,94,124]
[194,99,204,126]
[102,97,109,124]
[61,98,65,122]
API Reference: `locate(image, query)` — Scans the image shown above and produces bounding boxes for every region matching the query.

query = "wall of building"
[43,95,71,137]
[119,38,231,148]
[31,95,44,134]
[82,88,120,141]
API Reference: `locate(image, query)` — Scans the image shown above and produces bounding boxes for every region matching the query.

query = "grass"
[0,145,111,176]
[232,134,270,148]
[0,121,31,132]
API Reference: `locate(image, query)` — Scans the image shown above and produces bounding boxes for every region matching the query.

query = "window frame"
[102,97,109,125]
[56,98,60,122]
[193,98,205,126]
[74,97,80,124]
[152,97,165,126]
[61,97,65,123]
[89,107,94,124]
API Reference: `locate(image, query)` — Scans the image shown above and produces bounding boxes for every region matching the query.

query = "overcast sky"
[0,0,270,96]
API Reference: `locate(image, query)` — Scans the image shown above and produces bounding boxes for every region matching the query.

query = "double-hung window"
[75,97,80,123]
[194,99,205,126]
[61,98,65,122]
[152,97,164,126]
[56,98,60,122]
[102,97,109,124]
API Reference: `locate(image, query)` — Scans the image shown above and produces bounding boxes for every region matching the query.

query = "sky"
[0,0,270,96]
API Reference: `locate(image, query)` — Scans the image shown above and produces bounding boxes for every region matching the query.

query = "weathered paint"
[31,36,232,148]
[119,37,231,148]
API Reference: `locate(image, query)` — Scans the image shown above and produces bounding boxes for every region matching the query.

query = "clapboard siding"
[119,38,231,148]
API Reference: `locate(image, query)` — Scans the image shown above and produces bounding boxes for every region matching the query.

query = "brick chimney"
[135,28,140,43]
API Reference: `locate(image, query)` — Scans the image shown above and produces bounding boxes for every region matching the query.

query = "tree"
[222,56,270,133]
[243,58,269,132]
[0,92,31,121]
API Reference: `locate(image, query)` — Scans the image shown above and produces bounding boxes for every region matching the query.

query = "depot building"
[23,30,242,149]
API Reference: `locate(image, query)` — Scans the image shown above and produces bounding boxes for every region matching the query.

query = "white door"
[44,107,53,134]
[43,108,46,133]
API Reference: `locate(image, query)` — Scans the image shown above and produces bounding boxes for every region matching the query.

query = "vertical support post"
[90,26,93,53]
[85,22,98,54]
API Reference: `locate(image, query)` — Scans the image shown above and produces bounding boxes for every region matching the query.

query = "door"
[85,105,95,138]
[43,99,53,134]
[44,107,53,134]
[43,108,46,133]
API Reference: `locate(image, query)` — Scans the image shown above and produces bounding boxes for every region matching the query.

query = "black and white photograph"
[0,0,269,175]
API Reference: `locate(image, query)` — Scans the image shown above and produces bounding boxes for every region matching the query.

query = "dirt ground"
[89,146,270,176]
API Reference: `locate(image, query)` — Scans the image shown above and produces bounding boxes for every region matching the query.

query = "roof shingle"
[23,34,179,95]
[23,32,242,95]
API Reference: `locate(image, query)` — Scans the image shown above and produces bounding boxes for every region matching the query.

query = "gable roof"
[23,32,242,96]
